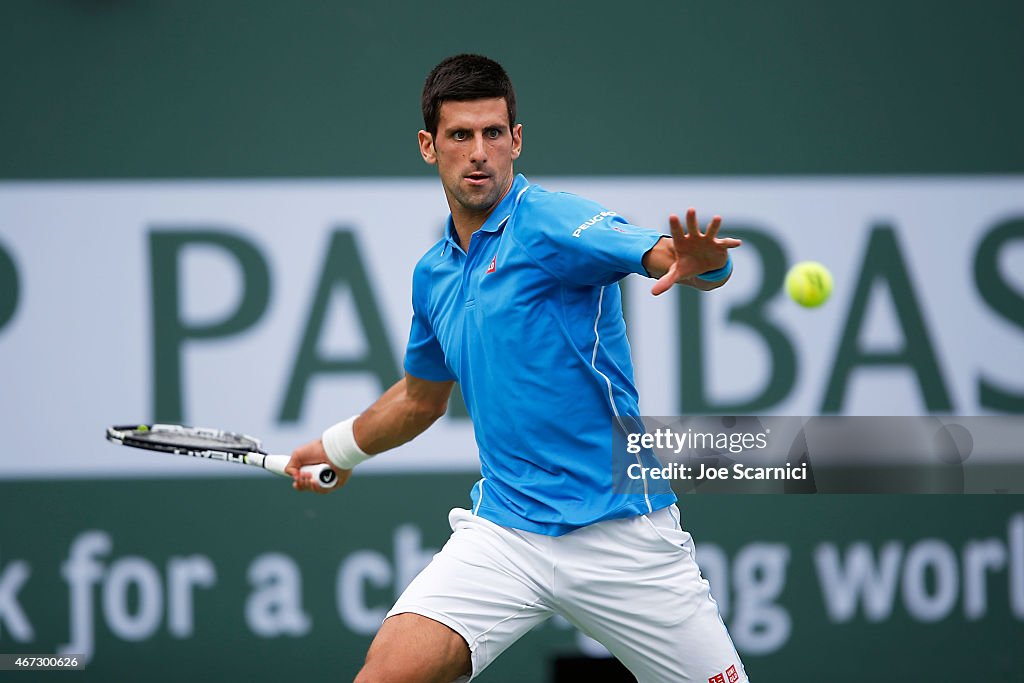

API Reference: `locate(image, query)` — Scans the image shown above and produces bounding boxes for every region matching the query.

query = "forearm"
[291,373,452,491]
[353,376,453,455]
[642,237,676,280]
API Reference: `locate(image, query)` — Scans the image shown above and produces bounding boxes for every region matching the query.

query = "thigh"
[557,506,749,683]
[358,612,471,683]
[385,508,554,681]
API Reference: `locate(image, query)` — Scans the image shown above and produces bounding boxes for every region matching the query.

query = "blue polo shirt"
[405,174,677,535]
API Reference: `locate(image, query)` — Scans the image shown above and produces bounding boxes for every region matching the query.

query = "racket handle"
[301,463,339,489]
[260,455,339,489]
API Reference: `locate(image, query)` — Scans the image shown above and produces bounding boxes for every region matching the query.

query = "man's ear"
[418,130,437,165]
[511,123,523,160]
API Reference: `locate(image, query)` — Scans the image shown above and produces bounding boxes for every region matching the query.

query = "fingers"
[668,214,686,253]
[292,469,332,494]
[706,215,722,239]
[651,262,678,296]
[659,210,736,296]
[285,447,309,478]
[685,208,700,237]
[291,462,310,491]
[687,209,725,240]
[678,209,727,240]
[288,438,334,493]
[673,210,723,240]
[677,210,726,238]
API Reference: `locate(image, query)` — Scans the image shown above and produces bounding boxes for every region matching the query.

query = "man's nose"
[469,133,487,163]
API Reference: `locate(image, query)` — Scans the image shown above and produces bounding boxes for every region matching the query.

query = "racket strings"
[125,428,260,453]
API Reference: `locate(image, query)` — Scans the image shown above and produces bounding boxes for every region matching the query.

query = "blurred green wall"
[1,0,1022,178]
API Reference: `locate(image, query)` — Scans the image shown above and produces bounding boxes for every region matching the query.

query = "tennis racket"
[106,424,338,489]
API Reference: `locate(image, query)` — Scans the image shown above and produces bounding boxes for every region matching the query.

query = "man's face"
[419,98,522,218]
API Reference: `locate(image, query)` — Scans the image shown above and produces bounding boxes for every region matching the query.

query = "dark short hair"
[421,54,517,137]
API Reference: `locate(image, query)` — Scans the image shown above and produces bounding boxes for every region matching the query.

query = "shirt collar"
[443,174,530,255]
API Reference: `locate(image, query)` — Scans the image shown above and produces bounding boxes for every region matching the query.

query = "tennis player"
[287,54,747,683]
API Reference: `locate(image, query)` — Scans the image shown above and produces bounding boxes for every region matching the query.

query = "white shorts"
[386,505,748,683]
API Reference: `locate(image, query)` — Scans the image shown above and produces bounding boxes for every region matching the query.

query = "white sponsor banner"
[0,177,1022,478]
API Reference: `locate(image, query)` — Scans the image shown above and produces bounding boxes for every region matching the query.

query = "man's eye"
[453,131,468,141]
[486,128,501,139]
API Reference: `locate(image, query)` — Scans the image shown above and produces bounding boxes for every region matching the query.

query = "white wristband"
[322,416,371,470]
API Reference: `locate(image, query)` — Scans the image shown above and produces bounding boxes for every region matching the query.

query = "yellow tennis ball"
[785,261,833,307]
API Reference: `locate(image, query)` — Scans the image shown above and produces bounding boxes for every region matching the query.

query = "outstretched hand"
[649,208,742,296]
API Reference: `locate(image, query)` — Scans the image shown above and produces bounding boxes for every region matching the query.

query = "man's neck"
[451,208,491,253]
[448,178,515,253]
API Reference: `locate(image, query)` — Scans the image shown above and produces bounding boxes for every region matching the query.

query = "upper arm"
[514,193,663,287]
[403,260,457,383]
[403,372,455,417]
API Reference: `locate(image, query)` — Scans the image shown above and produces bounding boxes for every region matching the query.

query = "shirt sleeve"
[512,190,664,287]
[402,261,456,382]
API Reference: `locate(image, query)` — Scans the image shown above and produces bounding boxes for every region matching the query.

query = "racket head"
[106,424,266,456]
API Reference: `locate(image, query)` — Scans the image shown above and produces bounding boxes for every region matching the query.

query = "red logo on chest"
[485,255,496,274]
[710,665,739,683]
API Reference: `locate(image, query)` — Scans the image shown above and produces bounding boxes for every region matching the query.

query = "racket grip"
[301,463,339,489]
[261,455,339,489]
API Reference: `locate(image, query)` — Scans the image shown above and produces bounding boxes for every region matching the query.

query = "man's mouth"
[465,172,490,186]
